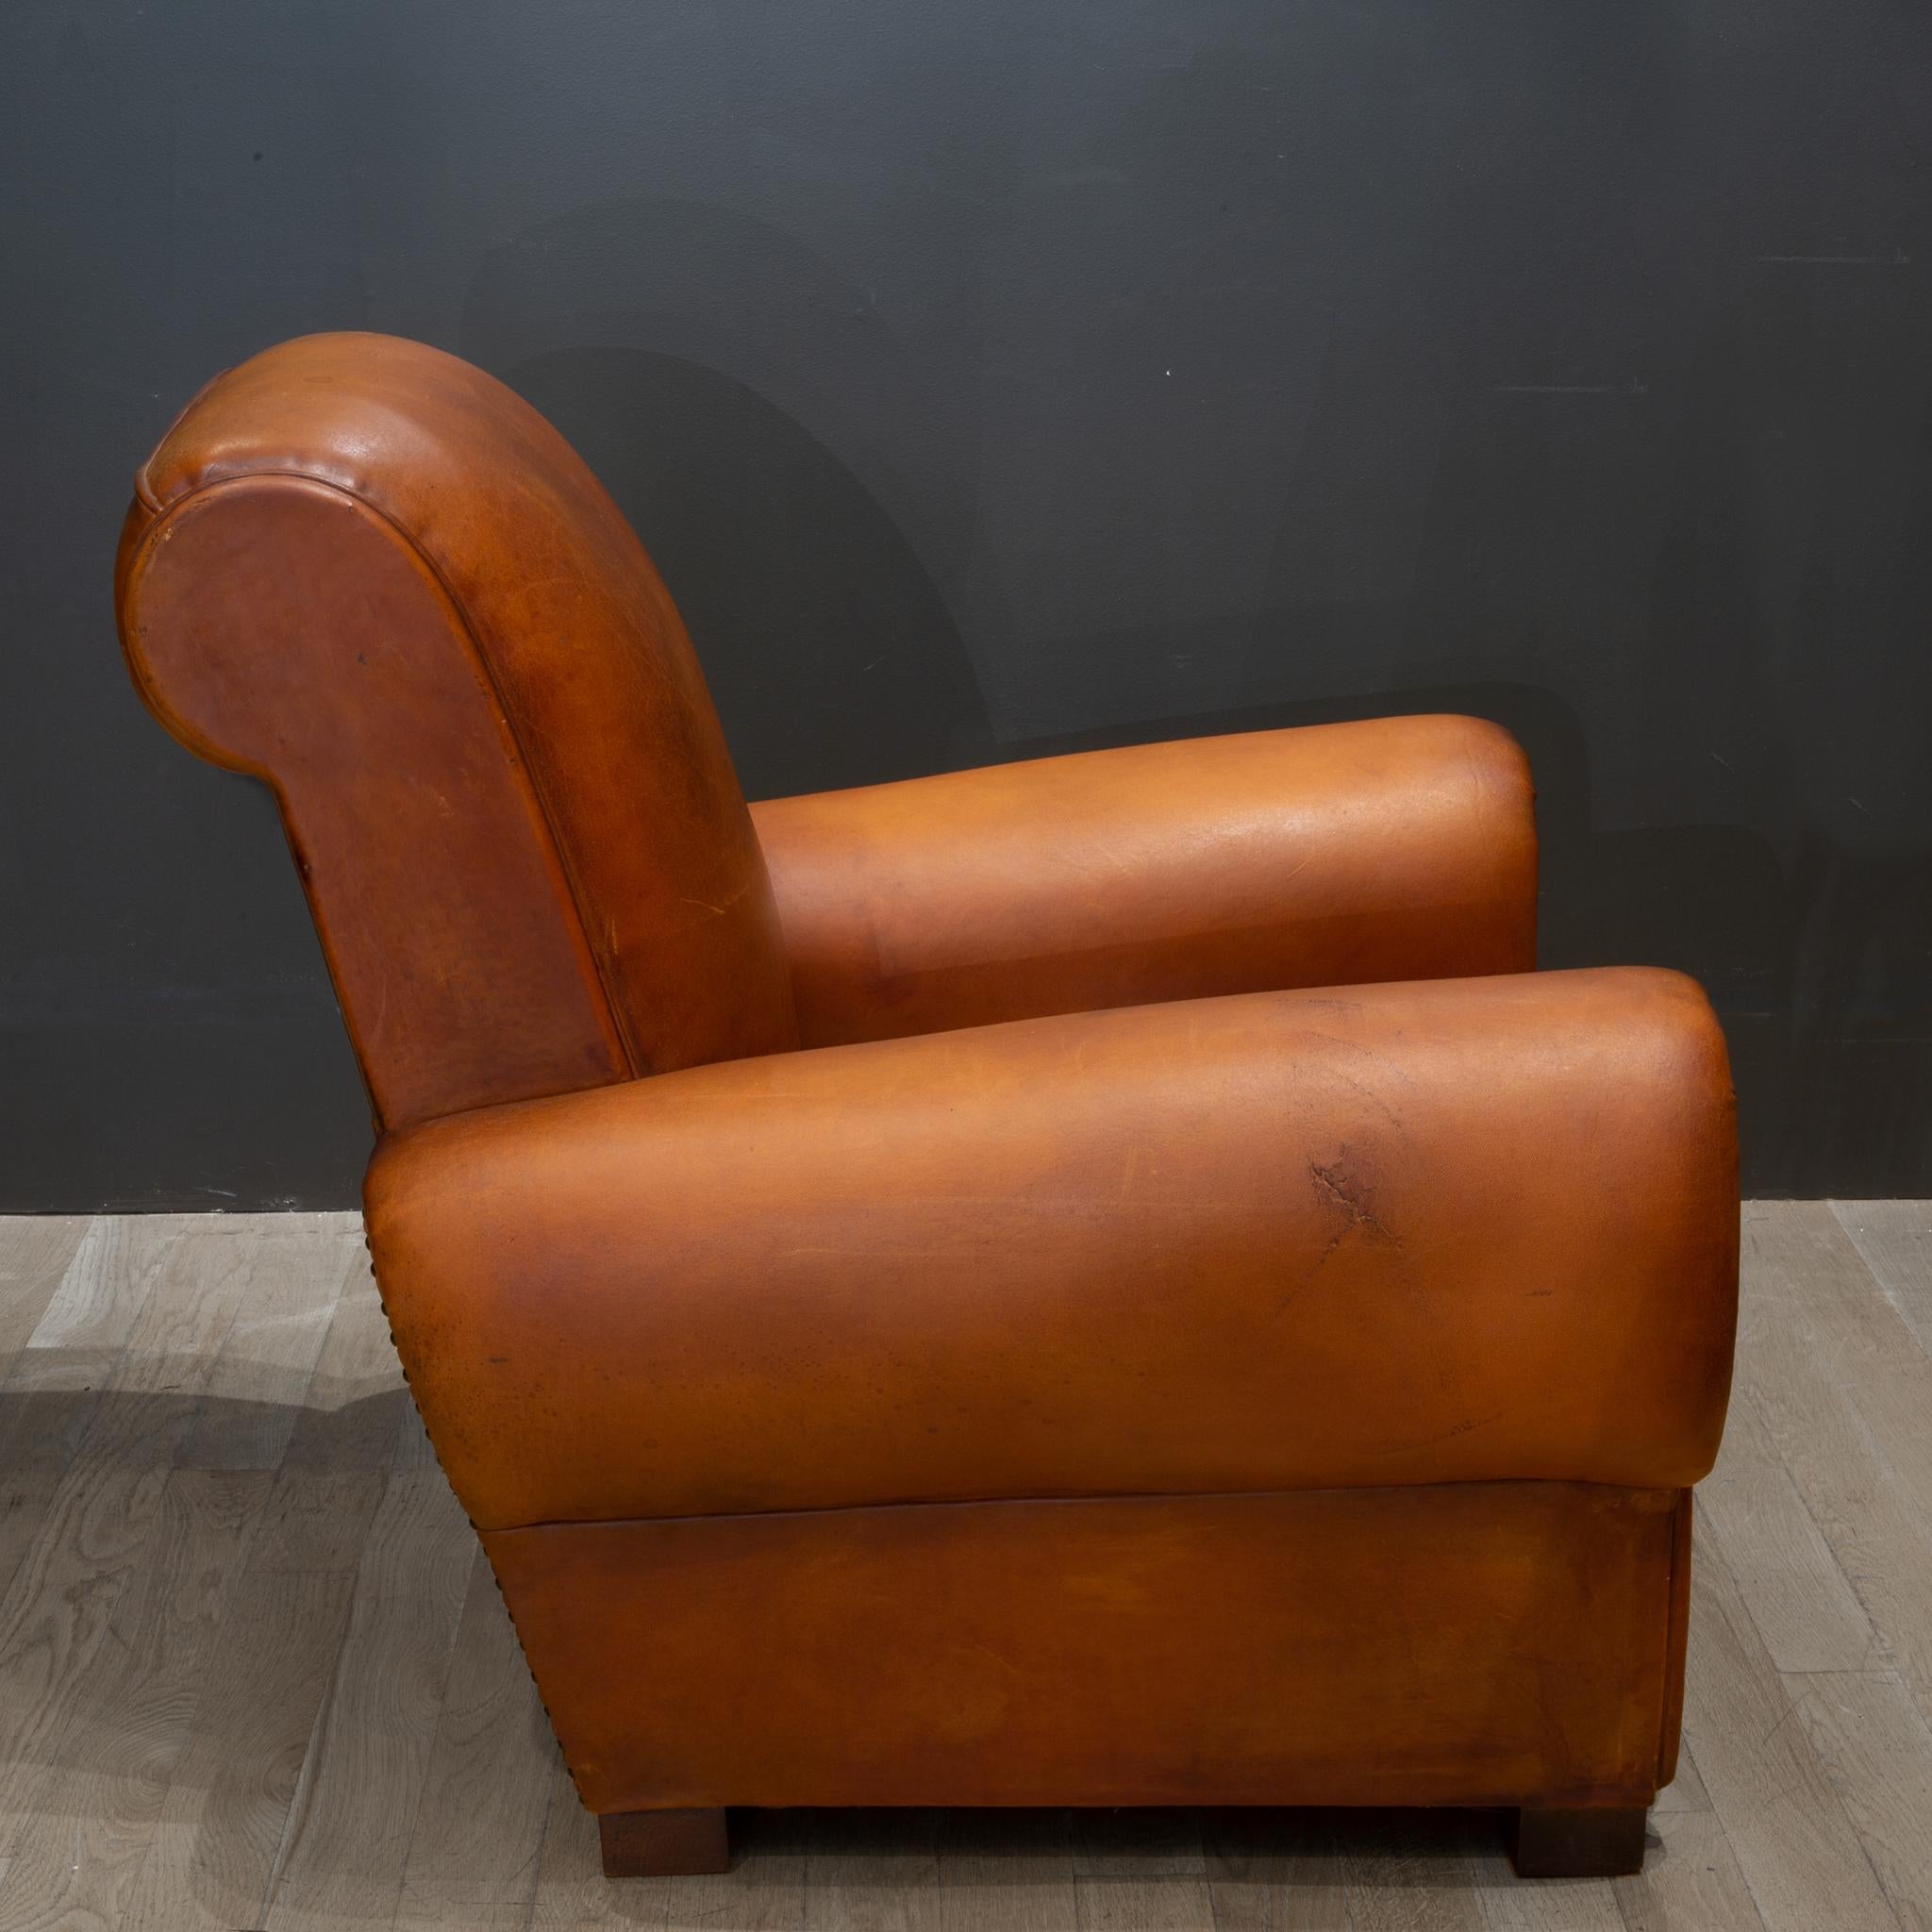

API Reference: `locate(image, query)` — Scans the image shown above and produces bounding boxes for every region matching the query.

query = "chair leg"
[1508,1805,1648,1877]
[599,1807,730,1877]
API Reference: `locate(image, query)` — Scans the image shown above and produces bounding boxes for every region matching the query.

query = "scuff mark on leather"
[1370,1412,1502,1457]
[1307,1152,1399,1248]
[1278,1143,1401,1314]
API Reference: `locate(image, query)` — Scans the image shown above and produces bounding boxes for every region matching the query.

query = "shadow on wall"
[459,196,996,798]
[503,343,996,797]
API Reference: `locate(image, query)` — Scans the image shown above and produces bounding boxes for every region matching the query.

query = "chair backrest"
[116,332,797,1131]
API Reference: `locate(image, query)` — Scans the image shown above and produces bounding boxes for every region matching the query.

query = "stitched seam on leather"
[1655,1487,1692,1786]
[477,1477,1681,1540]
[133,362,235,514]
[128,470,637,1085]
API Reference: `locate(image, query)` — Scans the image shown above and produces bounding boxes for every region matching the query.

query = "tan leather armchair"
[116,333,1738,1882]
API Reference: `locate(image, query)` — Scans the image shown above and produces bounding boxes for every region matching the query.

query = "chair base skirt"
[491,1483,1690,1862]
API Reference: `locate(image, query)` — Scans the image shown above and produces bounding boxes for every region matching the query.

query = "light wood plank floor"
[1,1202,1928,1931]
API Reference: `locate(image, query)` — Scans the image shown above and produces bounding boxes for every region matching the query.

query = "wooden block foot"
[1508,1805,1648,1877]
[599,1807,730,1877]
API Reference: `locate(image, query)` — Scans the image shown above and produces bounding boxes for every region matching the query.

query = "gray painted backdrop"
[4,1,1929,1206]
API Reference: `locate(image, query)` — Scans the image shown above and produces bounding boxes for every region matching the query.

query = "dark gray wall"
[4,1,1929,1207]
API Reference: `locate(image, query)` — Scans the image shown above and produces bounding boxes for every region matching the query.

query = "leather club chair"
[115,332,1739,1882]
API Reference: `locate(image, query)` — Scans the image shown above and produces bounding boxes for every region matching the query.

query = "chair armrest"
[364,966,1736,1533]
[749,714,1537,1045]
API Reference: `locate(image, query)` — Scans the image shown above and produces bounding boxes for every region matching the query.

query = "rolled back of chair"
[116,332,796,1130]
